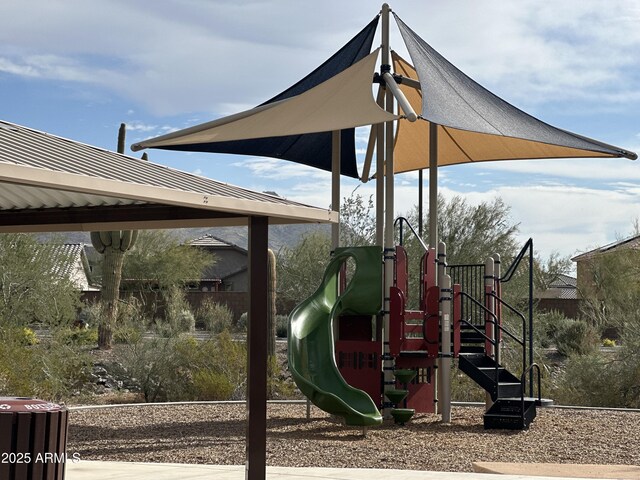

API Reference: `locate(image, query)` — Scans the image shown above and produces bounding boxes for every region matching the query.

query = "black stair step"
[458,345,485,354]
[460,331,486,343]
[484,399,537,430]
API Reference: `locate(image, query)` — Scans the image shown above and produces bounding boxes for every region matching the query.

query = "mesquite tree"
[91,123,138,349]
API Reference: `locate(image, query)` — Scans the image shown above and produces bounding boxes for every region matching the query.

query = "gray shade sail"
[392,13,636,172]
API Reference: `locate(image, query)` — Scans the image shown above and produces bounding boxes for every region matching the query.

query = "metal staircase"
[452,239,543,430]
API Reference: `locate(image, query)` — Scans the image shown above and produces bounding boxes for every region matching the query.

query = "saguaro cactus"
[91,230,138,348]
[267,248,277,359]
[90,123,138,349]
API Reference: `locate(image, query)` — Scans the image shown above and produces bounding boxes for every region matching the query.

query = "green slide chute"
[287,246,383,426]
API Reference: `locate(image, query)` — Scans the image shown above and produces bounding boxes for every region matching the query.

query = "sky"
[1,0,639,267]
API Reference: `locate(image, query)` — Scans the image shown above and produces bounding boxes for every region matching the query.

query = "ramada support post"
[246,215,268,480]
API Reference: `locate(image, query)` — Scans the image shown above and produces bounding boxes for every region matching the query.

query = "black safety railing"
[521,363,542,426]
[499,238,534,397]
[449,264,485,326]
[488,292,527,379]
[394,216,428,252]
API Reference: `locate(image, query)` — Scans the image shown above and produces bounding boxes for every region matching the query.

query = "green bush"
[275,315,288,338]
[163,286,195,334]
[236,312,248,333]
[119,329,247,402]
[535,310,570,348]
[0,327,93,401]
[197,299,233,333]
[54,327,99,346]
[192,370,235,400]
[20,327,39,346]
[554,318,598,356]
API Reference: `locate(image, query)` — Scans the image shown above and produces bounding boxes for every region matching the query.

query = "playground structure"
[288,231,542,429]
[133,4,636,436]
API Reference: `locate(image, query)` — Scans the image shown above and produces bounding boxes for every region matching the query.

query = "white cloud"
[476,157,640,182]
[1,0,637,116]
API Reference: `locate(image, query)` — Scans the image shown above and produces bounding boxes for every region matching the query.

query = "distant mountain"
[36,223,329,252]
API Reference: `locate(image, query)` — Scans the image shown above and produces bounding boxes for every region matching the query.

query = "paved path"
[474,462,639,479]
[66,461,620,480]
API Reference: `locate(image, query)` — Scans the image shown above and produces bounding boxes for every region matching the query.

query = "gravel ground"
[67,404,640,472]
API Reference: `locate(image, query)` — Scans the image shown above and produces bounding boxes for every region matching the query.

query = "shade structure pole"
[331,130,341,346]
[331,130,341,250]
[362,86,385,183]
[428,123,438,260]
[246,216,268,480]
[376,96,385,247]
[418,170,423,238]
[429,121,443,417]
[381,2,395,420]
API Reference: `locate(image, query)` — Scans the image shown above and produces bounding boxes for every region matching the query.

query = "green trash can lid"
[0,397,65,412]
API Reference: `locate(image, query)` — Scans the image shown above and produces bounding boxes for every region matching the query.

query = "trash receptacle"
[0,397,68,480]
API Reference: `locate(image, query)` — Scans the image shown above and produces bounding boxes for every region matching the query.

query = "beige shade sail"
[133,50,397,151]
[392,52,631,175]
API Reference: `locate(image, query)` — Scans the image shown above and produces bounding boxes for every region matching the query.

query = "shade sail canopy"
[133,50,396,149]
[0,120,337,232]
[133,17,393,179]
[392,14,636,174]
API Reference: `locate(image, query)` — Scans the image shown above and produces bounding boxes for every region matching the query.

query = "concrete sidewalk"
[65,461,623,480]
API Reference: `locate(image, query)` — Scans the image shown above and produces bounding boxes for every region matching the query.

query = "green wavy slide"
[288,246,383,427]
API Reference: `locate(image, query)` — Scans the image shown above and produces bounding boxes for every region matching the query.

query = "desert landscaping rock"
[67,404,640,472]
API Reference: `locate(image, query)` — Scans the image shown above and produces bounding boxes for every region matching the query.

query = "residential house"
[48,243,97,293]
[572,233,640,297]
[187,234,248,292]
[535,273,579,318]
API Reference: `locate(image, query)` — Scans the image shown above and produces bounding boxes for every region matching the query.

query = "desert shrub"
[554,318,598,357]
[192,370,235,400]
[163,286,195,334]
[0,327,93,401]
[197,299,233,333]
[275,315,288,338]
[20,327,39,346]
[120,328,247,402]
[236,312,248,333]
[115,297,147,342]
[535,310,570,348]
[39,340,93,400]
[551,352,623,407]
[53,327,99,346]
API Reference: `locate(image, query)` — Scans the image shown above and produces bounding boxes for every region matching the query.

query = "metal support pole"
[381,2,395,420]
[439,241,451,422]
[440,273,452,423]
[428,123,438,266]
[331,130,341,251]
[492,253,501,366]
[418,170,423,238]
[428,122,440,417]
[528,240,534,397]
[376,94,385,247]
[246,216,268,480]
[484,257,495,410]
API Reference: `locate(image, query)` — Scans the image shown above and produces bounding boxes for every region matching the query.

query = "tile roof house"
[535,273,579,318]
[39,243,97,292]
[186,234,248,292]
